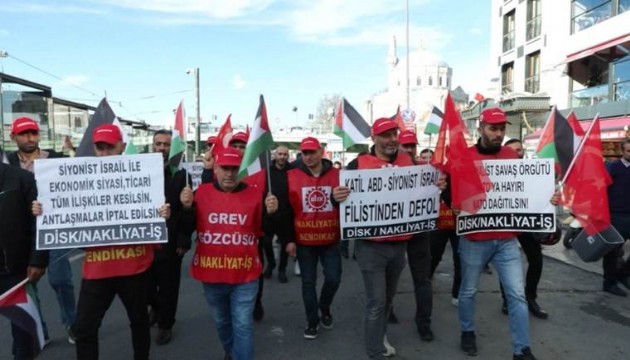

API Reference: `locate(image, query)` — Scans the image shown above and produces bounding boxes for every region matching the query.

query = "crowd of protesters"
[1,107,629,360]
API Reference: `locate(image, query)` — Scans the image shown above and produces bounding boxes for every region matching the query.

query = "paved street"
[1,240,629,360]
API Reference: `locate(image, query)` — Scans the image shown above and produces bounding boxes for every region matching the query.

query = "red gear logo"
[305,188,329,211]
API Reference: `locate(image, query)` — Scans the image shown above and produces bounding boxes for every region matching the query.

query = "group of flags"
[534,107,611,236]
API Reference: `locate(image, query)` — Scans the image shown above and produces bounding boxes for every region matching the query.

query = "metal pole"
[195,68,201,156]
[406,0,410,110]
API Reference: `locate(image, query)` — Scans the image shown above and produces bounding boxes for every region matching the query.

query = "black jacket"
[0,163,48,272]
[154,167,196,261]
[267,160,294,237]
[6,149,65,166]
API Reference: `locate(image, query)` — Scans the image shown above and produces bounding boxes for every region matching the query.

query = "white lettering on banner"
[34,153,167,250]
[456,158,556,235]
[301,186,333,213]
[208,213,248,225]
[197,231,257,246]
[339,165,441,239]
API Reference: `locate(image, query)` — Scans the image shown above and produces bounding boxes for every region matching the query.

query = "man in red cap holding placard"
[32,124,178,360]
[455,108,546,360]
[333,118,445,359]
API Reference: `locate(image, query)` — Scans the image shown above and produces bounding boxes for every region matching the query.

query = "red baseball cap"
[206,135,217,145]
[230,132,249,145]
[398,130,418,145]
[479,108,511,125]
[372,118,399,136]
[300,137,321,151]
[93,124,123,145]
[11,117,40,135]
[214,147,242,167]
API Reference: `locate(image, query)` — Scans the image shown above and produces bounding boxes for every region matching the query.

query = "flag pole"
[266,150,273,195]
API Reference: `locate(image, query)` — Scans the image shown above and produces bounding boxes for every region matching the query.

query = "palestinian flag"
[113,118,139,155]
[0,280,45,353]
[76,98,116,157]
[168,101,187,173]
[535,107,582,177]
[239,95,274,180]
[334,98,371,149]
[423,106,444,135]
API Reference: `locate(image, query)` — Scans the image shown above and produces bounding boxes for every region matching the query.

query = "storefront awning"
[560,33,630,65]
[524,115,630,142]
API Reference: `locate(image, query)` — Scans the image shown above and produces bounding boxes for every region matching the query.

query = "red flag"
[212,114,233,155]
[474,93,485,102]
[441,94,489,214]
[566,111,585,137]
[390,106,407,131]
[560,117,611,235]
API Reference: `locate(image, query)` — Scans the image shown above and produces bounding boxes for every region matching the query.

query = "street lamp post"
[187,67,201,155]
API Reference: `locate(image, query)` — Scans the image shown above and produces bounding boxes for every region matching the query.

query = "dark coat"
[0,163,48,272]
[6,149,65,166]
[154,167,196,262]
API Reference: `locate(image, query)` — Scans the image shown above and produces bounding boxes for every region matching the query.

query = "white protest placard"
[457,158,556,235]
[181,162,204,191]
[340,165,441,239]
[34,153,167,250]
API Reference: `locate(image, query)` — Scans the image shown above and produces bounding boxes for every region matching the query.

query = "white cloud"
[91,0,447,48]
[57,75,90,88]
[0,2,105,14]
[232,74,247,90]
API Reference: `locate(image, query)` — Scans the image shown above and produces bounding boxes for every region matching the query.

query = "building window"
[620,0,630,13]
[439,76,443,87]
[525,51,541,93]
[571,0,613,33]
[569,56,610,107]
[428,76,433,86]
[503,10,516,52]
[613,55,630,101]
[526,0,542,40]
[416,76,421,86]
[502,62,514,93]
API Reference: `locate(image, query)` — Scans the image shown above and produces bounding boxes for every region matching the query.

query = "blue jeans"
[47,249,76,327]
[458,236,530,355]
[202,280,258,360]
[296,243,342,325]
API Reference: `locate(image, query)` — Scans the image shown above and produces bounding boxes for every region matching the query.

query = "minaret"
[387,35,399,90]
[387,35,399,66]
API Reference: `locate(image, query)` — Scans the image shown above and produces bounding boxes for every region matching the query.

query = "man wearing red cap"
[8,116,76,345]
[334,118,445,359]
[33,124,178,360]
[398,130,419,160]
[191,147,278,360]
[455,108,545,360]
[280,137,341,340]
